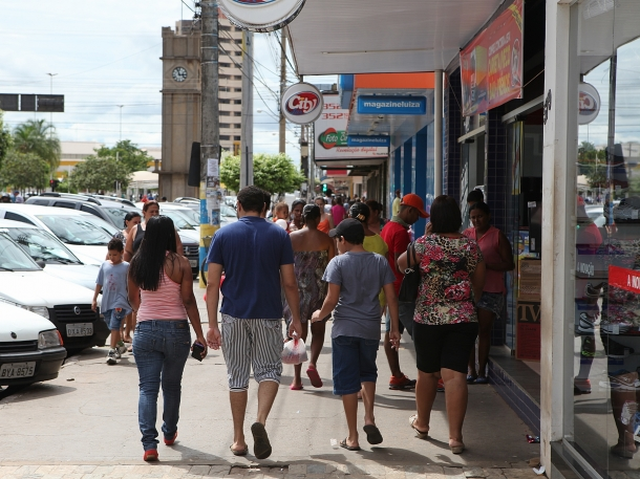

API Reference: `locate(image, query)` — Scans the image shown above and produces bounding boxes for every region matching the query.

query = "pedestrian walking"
[398,195,485,455]
[205,185,302,460]
[128,216,207,462]
[283,204,335,390]
[311,218,401,451]
[380,193,429,390]
[91,237,131,365]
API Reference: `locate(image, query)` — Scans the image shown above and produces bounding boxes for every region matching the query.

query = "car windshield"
[36,214,117,246]
[161,210,196,230]
[0,234,41,271]
[0,227,82,265]
[171,207,200,225]
[102,206,138,229]
[221,205,237,218]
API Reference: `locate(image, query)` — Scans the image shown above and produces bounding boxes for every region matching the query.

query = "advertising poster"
[460,0,524,116]
[314,95,389,160]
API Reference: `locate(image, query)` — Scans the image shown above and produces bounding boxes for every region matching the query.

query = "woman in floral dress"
[398,195,485,455]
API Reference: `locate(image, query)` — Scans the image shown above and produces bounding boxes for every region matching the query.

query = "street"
[0,282,540,478]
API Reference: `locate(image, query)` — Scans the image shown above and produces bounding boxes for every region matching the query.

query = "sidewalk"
[0,283,542,478]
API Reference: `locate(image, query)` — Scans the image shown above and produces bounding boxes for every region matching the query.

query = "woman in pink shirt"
[128,216,207,462]
[463,202,514,384]
[331,196,346,225]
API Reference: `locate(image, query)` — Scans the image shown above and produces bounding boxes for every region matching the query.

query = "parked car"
[0,301,67,387]
[0,232,109,352]
[0,219,99,290]
[0,204,119,265]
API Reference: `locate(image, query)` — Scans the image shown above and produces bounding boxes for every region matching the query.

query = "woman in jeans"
[398,195,485,454]
[128,215,207,462]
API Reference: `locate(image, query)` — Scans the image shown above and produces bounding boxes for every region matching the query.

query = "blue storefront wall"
[388,123,434,238]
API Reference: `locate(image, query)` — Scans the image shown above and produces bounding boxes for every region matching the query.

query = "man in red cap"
[380,193,430,390]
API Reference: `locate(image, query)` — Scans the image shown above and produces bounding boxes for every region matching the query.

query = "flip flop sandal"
[250,422,272,459]
[306,367,323,388]
[289,383,303,390]
[230,444,248,456]
[339,438,361,451]
[363,424,383,445]
[409,414,430,439]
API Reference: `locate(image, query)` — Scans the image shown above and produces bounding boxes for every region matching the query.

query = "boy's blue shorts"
[103,308,127,331]
[332,335,379,395]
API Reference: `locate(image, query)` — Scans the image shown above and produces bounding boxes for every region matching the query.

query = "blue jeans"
[133,320,191,451]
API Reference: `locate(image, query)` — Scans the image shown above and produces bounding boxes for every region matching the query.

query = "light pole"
[117,105,124,141]
[46,73,57,133]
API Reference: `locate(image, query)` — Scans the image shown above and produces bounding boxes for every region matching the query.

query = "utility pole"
[200,0,220,287]
[240,30,254,188]
[46,73,57,137]
[117,105,124,141]
[279,29,287,154]
[300,123,309,199]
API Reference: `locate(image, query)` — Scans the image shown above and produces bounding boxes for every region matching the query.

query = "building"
[160,16,243,201]
[286,0,640,477]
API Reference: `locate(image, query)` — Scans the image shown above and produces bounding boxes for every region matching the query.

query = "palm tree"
[12,119,61,174]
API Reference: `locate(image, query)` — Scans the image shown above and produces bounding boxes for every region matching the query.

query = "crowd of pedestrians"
[95,184,504,463]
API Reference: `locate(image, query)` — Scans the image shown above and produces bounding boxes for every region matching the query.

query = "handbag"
[398,242,421,302]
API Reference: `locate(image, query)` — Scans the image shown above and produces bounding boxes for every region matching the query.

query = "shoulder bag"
[398,242,421,303]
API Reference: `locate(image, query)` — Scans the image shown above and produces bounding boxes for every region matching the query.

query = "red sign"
[460,0,523,116]
[609,265,640,293]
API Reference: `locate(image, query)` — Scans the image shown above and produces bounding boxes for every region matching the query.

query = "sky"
[0,1,335,160]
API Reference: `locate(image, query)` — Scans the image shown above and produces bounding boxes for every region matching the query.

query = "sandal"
[339,438,361,451]
[409,414,429,439]
[363,424,383,445]
[306,367,323,388]
[466,374,477,383]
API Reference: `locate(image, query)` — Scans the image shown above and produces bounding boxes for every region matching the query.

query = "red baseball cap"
[401,193,429,218]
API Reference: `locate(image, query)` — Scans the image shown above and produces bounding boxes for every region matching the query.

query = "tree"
[94,140,153,174]
[12,119,61,173]
[220,153,305,195]
[0,112,12,173]
[577,141,607,190]
[0,151,49,191]
[70,155,131,192]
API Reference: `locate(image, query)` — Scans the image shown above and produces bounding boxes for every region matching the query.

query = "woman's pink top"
[331,204,346,225]
[137,269,187,321]
[463,225,505,294]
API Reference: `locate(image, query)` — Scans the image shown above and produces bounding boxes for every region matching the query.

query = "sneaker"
[437,378,445,392]
[116,340,128,356]
[164,431,178,446]
[389,374,416,390]
[577,312,595,334]
[106,349,117,365]
[574,378,592,395]
[143,449,158,462]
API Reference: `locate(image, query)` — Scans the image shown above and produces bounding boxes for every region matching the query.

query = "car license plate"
[189,259,198,268]
[0,362,36,379]
[66,323,94,337]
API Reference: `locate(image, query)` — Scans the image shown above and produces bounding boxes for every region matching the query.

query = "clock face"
[172,66,188,82]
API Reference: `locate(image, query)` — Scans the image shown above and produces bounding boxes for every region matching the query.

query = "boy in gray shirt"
[312,218,401,451]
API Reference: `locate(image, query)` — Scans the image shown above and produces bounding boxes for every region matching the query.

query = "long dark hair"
[129,216,177,291]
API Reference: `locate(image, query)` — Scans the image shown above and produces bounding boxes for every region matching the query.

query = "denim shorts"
[332,335,379,395]
[103,308,127,331]
[385,302,415,337]
[476,292,505,317]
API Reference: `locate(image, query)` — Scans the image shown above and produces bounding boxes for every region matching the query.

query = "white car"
[0,301,66,387]
[0,204,120,265]
[0,219,99,290]
[0,232,109,352]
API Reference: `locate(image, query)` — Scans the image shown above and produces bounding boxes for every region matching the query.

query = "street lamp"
[46,73,58,134]
[117,105,124,141]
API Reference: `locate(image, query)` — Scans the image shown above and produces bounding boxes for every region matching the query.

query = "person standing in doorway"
[392,190,402,217]
[205,186,302,460]
[380,193,429,390]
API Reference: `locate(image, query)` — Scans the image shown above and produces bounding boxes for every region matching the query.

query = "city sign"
[281,82,323,124]
[346,135,390,147]
[578,82,600,125]
[218,0,306,32]
[357,95,427,115]
[0,94,64,112]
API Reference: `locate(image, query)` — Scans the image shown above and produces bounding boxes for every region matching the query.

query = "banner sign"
[356,95,427,115]
[460,0,523,116]
[219,0,306,32]
[346,135,390,147]
[609,265,640,294]
[578,82,601,125]
[314,95,389,160]
[281,82,323,124]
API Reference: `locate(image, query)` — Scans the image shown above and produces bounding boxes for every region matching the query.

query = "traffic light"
[322,183,328,194]
[50,179,56,191]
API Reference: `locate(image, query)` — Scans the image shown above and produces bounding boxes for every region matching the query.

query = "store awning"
[287,0,504,75]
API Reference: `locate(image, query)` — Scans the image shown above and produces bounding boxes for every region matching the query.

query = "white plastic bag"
[281,337,308,365]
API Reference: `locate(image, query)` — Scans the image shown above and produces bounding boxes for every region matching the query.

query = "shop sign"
[578,82,600,125]
[609,265,640,294]
[281,82,323,124]
[218,0,306,32]
[314,95,388,160]
[356,95,427,115]
[460,0,524,116]
[346,135,390,147]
